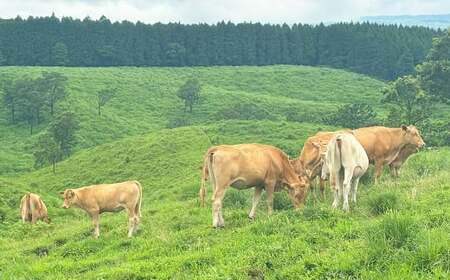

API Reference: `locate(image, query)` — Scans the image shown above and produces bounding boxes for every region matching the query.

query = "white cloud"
[0,0,449,24]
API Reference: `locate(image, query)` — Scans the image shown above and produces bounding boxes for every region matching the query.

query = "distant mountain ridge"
[361,14,450,29]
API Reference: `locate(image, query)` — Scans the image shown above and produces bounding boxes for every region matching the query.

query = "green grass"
[0,65,449,279]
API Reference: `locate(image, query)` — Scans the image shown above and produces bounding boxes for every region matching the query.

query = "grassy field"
[0,65,449,279]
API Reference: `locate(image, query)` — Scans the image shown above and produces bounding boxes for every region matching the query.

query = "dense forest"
[0,15,439,80]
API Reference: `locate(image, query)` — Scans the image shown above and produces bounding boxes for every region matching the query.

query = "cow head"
[59,189,76,209]
[401,125,425,149]
[287,175,309,208]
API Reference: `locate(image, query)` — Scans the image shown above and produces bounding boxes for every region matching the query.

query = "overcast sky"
[0,0,449,24]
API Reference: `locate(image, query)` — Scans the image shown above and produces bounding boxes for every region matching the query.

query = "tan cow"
[20,193,50,224]
[60,181,142,238]
[291,131,338,197]
[353,125,425,183]
[294,125,425,186]
[389,144,418,177]
[199,144,309,228]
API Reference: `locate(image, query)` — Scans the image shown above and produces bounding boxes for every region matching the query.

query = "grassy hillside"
[1,65,449,279]
[0,65,384,175]
[0,126,449,279]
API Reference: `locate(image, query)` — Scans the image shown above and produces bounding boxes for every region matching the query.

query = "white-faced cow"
[60,181,142,238]
[199,144,309,228]
[322,133,369,211]
[20,193,50,224]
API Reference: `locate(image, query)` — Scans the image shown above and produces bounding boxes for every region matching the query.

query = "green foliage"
[382,75,431,125]
[323,103,378,129]
[47,111,78,158]
[51,42,69,66]
[213,102,275,121]
[40,72,68,116]
[367,192,399,215]
[177,79,201,112]
[96,88,116,116]
[417,30,450,102]
[33,132,62,173]
[0,16,439,79]
[0,50,6,66]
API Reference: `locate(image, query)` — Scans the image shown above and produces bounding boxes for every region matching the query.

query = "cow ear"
[59,191,65,196]
[312,142,320,148]
[401,125,408,131]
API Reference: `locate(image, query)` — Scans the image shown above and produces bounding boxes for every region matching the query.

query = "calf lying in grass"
[60,181,142,238]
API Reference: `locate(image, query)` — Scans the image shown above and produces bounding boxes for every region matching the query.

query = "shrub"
[367,192,399,215]
[323,103,378,129]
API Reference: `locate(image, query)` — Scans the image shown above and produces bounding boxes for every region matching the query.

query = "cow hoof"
[248,215,255,220]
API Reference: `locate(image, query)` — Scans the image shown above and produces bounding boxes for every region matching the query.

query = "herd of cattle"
[19,125,425,235]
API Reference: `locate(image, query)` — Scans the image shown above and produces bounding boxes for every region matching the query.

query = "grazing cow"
[353,125,425,183]
[291,131,340,197]
[20,193,50,224]
[322,133,369,211]
[60,181,142,238]
[389,144,418,177]
[199,144,309,228]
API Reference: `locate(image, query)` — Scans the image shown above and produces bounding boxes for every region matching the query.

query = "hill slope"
[1,126,449,279]
[0,65,385,175]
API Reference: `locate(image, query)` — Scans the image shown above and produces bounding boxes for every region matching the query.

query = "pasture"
[0,66,449,279]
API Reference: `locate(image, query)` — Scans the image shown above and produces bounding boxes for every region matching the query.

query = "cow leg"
[212,186,227,228]
[331,171,341,209]
[342,168,354,212]
[266,181,276,216]
[91,211,100,238]
[351,177,360,204]
[319,178,326,200]
[249,186,263,219]
[374,160,383,184]
[31,213,37,224]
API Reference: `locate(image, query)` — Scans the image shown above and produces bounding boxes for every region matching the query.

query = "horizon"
[1,0,450,25]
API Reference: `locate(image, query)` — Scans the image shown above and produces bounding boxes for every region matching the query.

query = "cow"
[353,125,425,183]
[199,144,309,228]
[60,181,142,238]
[389,144,418,177]
[322,133,369,211]
[20,193,50,224]
[291,131,339,198]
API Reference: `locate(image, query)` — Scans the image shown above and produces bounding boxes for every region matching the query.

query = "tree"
[417,30,450,102]
[166,42,186,66]
[1,79,17,122]
[39,72,68,116]
[15,77,47,134]
[323,103,378,129]
[33,132,62,173]
[51,42,69,66]
[96,88,116,116]
[47,111,78,158]
[382,76,431,125]
[0,50,6,65]
[177,79,201,113]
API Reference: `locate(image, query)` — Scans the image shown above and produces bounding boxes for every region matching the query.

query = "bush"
[367,192,399,215]
[323,103,378,129]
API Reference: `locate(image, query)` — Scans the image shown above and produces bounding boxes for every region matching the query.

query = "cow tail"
[26,193,34,219]
[336,136,343,167]
[200,150,216,207]
[199,154,208,207]
[134,181,143,218]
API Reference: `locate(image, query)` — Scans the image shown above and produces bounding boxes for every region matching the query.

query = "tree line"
[0,15,440,80]
[322,29,450,146]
